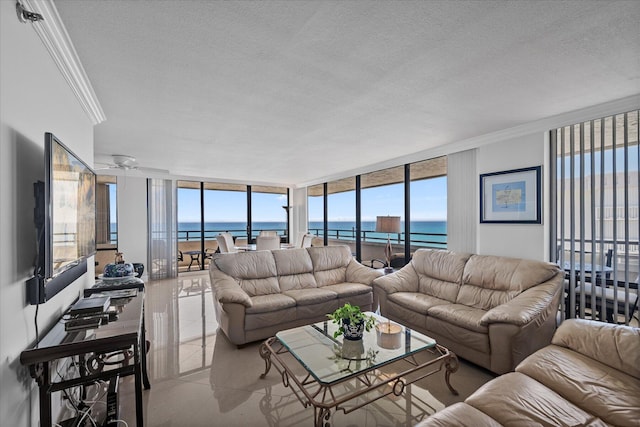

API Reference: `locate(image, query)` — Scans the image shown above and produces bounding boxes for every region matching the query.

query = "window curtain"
[96,182,110,244]
[447,149,477,253]
[147,178,177,279]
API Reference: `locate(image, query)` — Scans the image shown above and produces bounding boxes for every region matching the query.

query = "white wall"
[0,2,95,425]
[476,132,547,260]
[447,149,478,253]
[116,176,148,269]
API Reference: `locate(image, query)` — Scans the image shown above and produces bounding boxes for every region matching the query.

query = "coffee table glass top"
[275,312,436,385]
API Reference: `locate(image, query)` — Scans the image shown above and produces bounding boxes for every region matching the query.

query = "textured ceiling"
[53,0,640,186]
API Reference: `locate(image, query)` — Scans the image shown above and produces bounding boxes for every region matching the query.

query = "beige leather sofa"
[209,245,382,345]
[417,319,640,427]
[373,249,564,374]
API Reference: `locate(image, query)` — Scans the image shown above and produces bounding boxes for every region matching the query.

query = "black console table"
[20,287,150,427]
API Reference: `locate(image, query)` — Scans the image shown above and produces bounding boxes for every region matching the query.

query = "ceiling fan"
[95,154,168,174]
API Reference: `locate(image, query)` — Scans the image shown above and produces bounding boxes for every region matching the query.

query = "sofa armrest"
[372,264,420,294]
[209,268,252,307]
[481,275,562,326]
[346,259,384,285]
[552,318,640,378]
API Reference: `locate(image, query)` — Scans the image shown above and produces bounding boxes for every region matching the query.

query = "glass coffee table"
[259,312,458,426]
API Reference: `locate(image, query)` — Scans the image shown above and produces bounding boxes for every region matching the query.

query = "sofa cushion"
[551,318,640,379]
[516,344,640,427]
[427,304,488,333]
[458,255,558,310]
[321,282,371,298]
[214,251,280,296]
[426,317,490,353]
[284,288,338,306]
[308,245,352,286]
[412,250,471,301]
[246,294,296,314]
[466,372,607,427]
[415,403,503,427]
[388,292,451,314]
[273,248,318,291]
[245,307,297,331]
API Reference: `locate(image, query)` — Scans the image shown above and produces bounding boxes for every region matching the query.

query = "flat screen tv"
[28,132,96,304]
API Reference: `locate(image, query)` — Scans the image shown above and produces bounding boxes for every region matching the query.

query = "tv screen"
[44,132,96,279]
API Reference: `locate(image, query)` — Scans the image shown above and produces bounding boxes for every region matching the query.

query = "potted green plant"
[327,303,375,340]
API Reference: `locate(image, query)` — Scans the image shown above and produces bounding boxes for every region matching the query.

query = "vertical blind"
[550,110,639,325]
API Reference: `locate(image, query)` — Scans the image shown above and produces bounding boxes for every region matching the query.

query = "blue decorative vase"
[103,262,134,277]
[342,318,365,341]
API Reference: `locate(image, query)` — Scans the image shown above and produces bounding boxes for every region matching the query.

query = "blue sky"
[309,177,447,222]
[178,189,289,222]
[175,176,447,223]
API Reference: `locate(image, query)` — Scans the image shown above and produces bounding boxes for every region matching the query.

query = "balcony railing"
[177,228,287,242]
[308,228,447,249]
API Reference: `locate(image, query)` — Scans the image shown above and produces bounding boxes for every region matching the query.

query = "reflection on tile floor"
[119,271,495,426]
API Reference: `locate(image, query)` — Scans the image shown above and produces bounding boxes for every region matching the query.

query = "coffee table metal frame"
[259,318,459,427]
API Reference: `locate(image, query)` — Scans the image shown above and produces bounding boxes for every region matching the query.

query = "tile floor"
[116,271,495,426]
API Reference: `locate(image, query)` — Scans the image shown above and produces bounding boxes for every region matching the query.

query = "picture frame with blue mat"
[480,166,541,224]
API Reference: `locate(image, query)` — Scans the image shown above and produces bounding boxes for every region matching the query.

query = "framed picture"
[480,166,541,224]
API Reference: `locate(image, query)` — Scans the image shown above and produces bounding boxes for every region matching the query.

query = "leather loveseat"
[209,245,382,346]
[373,249,564,374]
[417,319,640,427]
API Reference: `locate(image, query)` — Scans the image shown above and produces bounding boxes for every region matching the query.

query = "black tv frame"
[26,133,95,305]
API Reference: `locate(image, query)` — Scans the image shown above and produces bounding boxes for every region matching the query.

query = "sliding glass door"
[306,156,448,268]
[410,157,448,250]
[251,186,288,241]
[361,166,405,267]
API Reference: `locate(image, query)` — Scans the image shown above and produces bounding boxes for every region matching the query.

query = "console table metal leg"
[39,363,52,427]
[134,342,144,426]
[141,307,151,389]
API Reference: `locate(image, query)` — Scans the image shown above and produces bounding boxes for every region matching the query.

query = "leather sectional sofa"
[209,245,382,346]
[417,319,640,427]
[373,249,564,374]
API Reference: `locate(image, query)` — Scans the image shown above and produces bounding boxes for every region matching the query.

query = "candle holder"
[375,320,402,349]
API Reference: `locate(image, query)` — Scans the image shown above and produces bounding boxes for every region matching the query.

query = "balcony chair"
[256,235,280,251]
[234,236,248,247]
[216,233,237,253]
[204,247,217,261]
[300,233,314,248]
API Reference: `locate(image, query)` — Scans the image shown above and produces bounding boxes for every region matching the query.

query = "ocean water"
[169,221,447,246]
[111,221,446,246]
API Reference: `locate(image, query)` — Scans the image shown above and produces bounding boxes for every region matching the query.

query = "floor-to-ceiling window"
[177,181,293,271]
[308,184,324,239]
[410,157,447,250]
[361,166,405,267]
[204,183,248,241]
[251,186,288,241]
[551,110,639,325]
[96,175,117,274]
[177,180,204,272]
[327,178,356,244]
[305,157,448,267]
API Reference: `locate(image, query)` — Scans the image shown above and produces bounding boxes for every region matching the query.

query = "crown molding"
[21,0,106,125]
